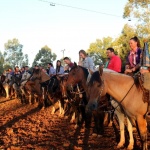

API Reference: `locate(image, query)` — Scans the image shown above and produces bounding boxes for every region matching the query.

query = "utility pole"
[61,49,65,66]
[61,49,65,59]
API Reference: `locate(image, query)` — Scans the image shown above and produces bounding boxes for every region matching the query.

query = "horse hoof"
[74,124,78,129]
[97,134,103,138]
[116,143,124,149]
[92,133,97,137]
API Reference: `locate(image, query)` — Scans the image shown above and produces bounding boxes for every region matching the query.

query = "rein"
[98,78,135,113]
[69,84,85,95]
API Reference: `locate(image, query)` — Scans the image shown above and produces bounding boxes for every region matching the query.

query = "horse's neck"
[104,72,134,100]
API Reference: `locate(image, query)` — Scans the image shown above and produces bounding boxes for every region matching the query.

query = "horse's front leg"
[38,94,45,109]
[136,115,147,150]
[126,117,134,150]
[114,110,125,149]
[93,110,104,136]
[58,99,64,116]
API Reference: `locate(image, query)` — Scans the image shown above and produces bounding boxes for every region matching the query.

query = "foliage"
[0,51,4,74]
[123,0,150,40]
[113,24,137,61]
[4,38,29,68]
[32,45,57,67]
[87,37,114,65]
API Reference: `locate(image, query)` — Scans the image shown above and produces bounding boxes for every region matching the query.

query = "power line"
[39,0,123,18]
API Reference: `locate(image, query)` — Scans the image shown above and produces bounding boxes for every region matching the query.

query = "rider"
[124,36,142,75]
[106,47,122,73]
[12,66,22,98]
[78,49,95,83]
[47,63,56,77]
[63,57,74,71]
[20,66,32,99]
[56,60,64,75]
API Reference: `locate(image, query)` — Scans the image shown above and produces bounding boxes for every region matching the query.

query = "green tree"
[4,38,29,68]
[32,45,57,67]
[113,24,137,61]
[123,0,150,40]
[0,51,4,74]
[87,37,114,65]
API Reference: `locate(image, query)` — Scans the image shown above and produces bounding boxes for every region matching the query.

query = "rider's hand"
[124,69,132,74]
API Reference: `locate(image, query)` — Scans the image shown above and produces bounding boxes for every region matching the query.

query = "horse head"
[31,69,50,83]
[66,63,88,91]
[86,67,105,113]
[57,74,68,99]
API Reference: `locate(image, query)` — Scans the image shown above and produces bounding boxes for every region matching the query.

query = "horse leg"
[103,112,109,126]
[115,110,125,149]
[51,106,56,114]
[93,111,104,136]
[4,84,9,99]
[29,94,33,104]
[136,116,147,150]
[126,117,134,150]
[58,100,64,116]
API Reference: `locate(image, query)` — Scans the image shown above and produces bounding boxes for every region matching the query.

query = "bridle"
[97,78,135,113]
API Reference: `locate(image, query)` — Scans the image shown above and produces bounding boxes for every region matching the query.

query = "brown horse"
[87,67,148,150]
[24,69,50,108]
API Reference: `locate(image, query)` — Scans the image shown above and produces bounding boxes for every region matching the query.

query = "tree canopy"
[4,38,29,69]
[32,45,57,67]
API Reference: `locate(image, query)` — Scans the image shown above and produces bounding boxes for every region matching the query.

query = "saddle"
[134,73,150,103]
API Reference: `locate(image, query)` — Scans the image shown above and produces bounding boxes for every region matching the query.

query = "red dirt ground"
[0,97,150,150]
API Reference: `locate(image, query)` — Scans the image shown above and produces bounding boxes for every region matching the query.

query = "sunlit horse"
[65,63,126,134]
[24,69,50,108]
[65,63,90,126]
[87,67,148,150]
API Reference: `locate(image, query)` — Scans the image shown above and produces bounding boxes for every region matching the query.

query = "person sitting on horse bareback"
[78,49,95,83]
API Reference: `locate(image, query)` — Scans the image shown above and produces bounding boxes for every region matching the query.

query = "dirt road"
[0,97,150,150]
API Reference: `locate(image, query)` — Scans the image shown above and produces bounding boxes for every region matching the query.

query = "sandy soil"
[0,97,150,150]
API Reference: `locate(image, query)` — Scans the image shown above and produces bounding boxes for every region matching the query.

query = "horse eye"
[98,84,101,87]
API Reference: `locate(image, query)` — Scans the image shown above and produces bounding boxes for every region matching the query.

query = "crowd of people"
[1,36,150,99]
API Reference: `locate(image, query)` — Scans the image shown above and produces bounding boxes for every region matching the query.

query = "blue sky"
[0,0,129,66]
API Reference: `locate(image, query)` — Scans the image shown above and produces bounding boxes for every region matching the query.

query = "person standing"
[124,36,142,74]
[106,47,122,73]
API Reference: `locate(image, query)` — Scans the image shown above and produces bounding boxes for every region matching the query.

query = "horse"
[0,74,7,97]
[86,67,148,150]
[64,63,90,127]
[24,68,50,108]
[0,74,13,99]
[46,75,65,114]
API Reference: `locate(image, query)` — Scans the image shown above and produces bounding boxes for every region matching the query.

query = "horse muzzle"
[86,100,98,113]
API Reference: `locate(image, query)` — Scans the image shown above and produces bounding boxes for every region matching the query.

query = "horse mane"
[70,65,89,79]
[88,71,102,86]
[33,68,41,74]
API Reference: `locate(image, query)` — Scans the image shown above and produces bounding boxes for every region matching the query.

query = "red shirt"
[107,55,121,72]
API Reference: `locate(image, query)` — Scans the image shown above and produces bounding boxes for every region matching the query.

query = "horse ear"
[74,62,77,67]
[99,65,103,76]
[89,69,93,75]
